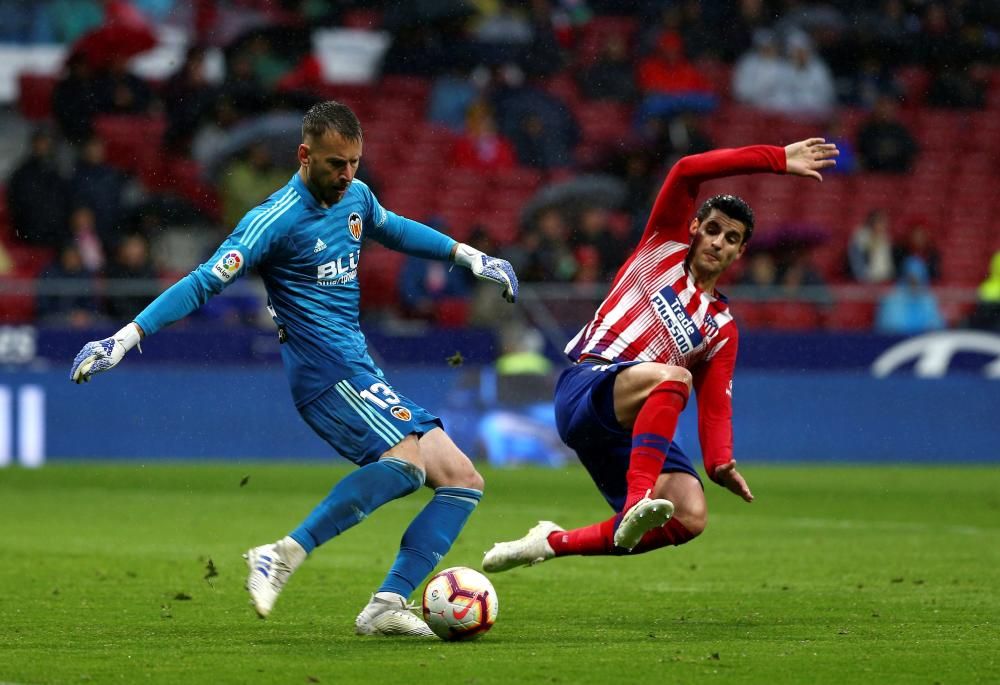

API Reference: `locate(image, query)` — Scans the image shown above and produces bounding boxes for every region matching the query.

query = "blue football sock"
[289,457,424,554]
[378,486,483,597]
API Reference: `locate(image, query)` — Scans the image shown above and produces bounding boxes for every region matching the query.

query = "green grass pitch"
[1,463,998,684]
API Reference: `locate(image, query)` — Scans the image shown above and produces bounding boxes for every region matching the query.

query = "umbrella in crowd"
[68,0,157,69]
[519,174,628,226]
[198,110,304,180]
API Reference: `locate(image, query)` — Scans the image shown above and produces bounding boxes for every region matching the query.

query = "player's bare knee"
[657,365,693,392]
[463,467,485,493]
[677,509,707,537]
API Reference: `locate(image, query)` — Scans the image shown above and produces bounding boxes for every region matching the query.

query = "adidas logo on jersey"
[313,238,327,253]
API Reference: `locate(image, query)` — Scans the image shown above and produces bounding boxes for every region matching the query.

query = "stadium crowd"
[1,0,999,333]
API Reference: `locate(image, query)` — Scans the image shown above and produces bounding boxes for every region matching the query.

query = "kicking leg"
[246,442,425,618]
[356,428,484,636]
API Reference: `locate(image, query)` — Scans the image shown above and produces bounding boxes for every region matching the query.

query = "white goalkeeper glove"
[453,243,519,303]
[70,323,142,384]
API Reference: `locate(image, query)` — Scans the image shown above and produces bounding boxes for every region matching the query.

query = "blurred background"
[0,0,997,468]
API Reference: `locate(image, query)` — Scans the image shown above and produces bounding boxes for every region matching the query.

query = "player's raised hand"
[713,460,754,502]
[453,243,519,303]
[784,137,838,181]
[70,323,142,384]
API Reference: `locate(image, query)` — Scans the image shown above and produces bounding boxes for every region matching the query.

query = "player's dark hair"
[302,101,363,142]
[696,194,755,243]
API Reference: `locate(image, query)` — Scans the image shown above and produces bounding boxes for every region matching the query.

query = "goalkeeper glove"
[454,243,519,303]
[70,323,142,384]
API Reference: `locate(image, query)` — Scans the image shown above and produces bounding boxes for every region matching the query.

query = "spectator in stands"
[715,0,772,62]
[52,52,102,144]
[219,142,293,231]
[162,44,219,155]
[739,250,779,296]
[732,29,786,111]
[491,64,579,169]
[69,136,127,249]
[472,0,534,46]
[876,255,945,335]
[450,102,518,172]
[848,209,896,284]
[856,95,919,173]
[67,206,105,274]
[219,49,269,116]
[643,111,713,168]
[427,67,480,131]
[773,30,836,119]
[6,127,70,247]
[636,30,715,111]
[844,56,902,110]
[926,61,988,109]
[893,220,940,282]
[569,206,626,281]
[823,116,858,174]
[776,246,832,309]
[397,219,476,321]
[516,207,578,283]
[35,244,100,327]
[577,32,638,103]
[103,232,158,319]
[191,95,244,173]
[967,251,1000,331]
[92,55,156,118]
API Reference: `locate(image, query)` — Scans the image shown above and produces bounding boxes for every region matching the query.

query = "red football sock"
[623,380,689,512]
[547,517,695,556]
[628,518,696,554]
[547,517,616,556]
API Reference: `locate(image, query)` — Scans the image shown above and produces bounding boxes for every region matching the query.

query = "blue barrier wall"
[0,365,996,465]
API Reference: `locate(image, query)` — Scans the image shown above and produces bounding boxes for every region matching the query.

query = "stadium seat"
[759,301,824,331]
[824,301,875,331]
[17,74,56,121]
[433,297,469,328]
[574,101,633,144]
[574,15,638,68]
[359,244,404,311]
[93,114,167,176]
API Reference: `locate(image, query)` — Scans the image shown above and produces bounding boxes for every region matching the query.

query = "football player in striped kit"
[70,101,519,636]
[484,138,838,570]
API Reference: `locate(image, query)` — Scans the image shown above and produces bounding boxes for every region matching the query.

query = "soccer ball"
[421,566,498,641]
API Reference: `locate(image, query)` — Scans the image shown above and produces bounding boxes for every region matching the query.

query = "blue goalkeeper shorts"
[554,359,701,512]
[299,372,442,466]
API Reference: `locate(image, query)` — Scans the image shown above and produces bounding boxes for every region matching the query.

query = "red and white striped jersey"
[564,145,787,474]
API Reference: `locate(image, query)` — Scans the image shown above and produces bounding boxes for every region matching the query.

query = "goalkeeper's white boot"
[354,592,435,637]
[244,536,306,618]
[613,490,674,551]
[483,520,563,572]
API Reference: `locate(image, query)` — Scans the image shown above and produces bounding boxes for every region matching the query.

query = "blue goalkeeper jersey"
[134,173,456,407]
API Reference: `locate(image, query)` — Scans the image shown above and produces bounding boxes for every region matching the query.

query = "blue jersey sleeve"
[363,183,455,260]
[135,188,297,335]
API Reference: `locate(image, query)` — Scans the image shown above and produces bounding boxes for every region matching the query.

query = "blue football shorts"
[554,359,702,512]
[299,372,442,466]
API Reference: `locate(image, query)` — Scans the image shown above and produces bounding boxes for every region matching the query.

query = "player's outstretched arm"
[452,243,519,303]
[713,460,754,503]
[70,322,146,384]
[784,138,839,181]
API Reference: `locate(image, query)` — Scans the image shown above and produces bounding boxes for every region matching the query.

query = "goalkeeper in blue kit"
[70,101,518,637]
